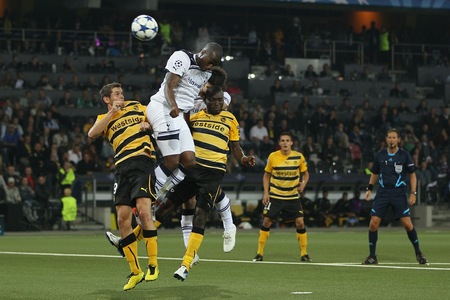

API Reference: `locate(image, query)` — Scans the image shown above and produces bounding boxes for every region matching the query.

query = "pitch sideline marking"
[0,251,449,271]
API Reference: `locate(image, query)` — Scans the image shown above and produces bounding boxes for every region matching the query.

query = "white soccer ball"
[131,15,158,41]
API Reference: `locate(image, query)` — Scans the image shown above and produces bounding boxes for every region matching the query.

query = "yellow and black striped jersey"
[190,110,240,172]
[96,100,156,166]
[265,150,308,200]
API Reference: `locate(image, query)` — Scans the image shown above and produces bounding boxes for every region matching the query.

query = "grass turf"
[0,227,449,299]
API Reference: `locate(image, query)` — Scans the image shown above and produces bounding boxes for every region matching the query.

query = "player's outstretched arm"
[230,141,256,167]
[88,103,123,140]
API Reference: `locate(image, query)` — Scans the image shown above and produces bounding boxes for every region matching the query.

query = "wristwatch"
[411,191,417,195]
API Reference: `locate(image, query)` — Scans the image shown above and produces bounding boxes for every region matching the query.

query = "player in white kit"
[147,42,223,201]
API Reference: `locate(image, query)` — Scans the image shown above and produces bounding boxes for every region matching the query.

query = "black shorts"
[113,155,156,207]
[170,165,224,212]
[371,188,410,219]
[263,198,304,222]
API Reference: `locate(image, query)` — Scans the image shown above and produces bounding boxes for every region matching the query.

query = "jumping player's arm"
[88,100,123,139]
[164,72,181,118]
[229,141,256,167]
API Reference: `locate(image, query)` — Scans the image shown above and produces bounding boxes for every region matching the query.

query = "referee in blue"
[362,128,428,265]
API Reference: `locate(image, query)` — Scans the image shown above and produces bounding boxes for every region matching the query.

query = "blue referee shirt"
[371,148,416,190]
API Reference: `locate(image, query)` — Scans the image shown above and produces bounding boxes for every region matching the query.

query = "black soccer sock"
[368,230,378,257]
[406,227,421,254]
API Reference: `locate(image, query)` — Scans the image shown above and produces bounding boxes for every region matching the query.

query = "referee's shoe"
[416,253,429,265]
[362,256,378,265]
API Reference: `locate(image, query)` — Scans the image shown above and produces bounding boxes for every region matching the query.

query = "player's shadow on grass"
[105,285,241,299]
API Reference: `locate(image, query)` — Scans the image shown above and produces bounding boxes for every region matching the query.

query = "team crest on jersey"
[394,162,402,174]
[221,117,226,123]
[133,105,139,111]
[173,60,183,70]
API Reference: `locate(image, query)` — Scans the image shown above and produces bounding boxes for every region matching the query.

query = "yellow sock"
[257,229,270,256]
[297,232,308,256]
[123,237,141,274]
[133,225,143,242]
[183,232,204,270]
[144,235,158,267]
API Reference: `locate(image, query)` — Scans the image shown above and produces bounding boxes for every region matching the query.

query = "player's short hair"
[208,66,227,89]
[203,42,223,66]
[279,131,294,141]
[387,128,401,138]
[204,86,223,102]
[99,82,121,100]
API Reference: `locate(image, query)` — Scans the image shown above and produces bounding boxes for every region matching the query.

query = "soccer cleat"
[145,265,159,281]
[173,265,189,281]
[105,231,125,257]
[223,224,237,253]
[416,253,429,265]
[301,254,312,262]
[123,271,144,291]
[190,253,200,267]
[362,256,378,265]
[253,254,263,262]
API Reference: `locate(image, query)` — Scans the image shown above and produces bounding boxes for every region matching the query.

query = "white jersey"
[189,91,231,116]
[190,97,206,116]
[151,50,211,112]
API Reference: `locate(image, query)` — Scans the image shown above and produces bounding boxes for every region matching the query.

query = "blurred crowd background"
[0,0,449,230]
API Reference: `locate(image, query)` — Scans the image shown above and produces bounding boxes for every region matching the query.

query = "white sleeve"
[165,51,191,77]
[223,92,231,106]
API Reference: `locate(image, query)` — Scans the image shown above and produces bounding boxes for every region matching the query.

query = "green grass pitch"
[0,227,449,299]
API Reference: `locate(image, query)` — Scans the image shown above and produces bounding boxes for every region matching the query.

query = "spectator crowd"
[0,7,449,231]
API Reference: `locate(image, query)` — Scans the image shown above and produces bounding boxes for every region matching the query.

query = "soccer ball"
[131,15,158,41]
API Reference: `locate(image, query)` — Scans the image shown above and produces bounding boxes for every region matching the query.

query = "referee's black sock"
[368,230,377,257]
[406,227,421,254]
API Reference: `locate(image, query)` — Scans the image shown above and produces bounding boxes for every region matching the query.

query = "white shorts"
[147,100,195,157]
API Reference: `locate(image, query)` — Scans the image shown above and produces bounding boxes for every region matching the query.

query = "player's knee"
[369,218,380,230]
[262,218,273,228]
[117,214,131,229]
[163,155,180,170]
[295,218,305,228]
[182,197,196,209]
[180,152,196,169]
